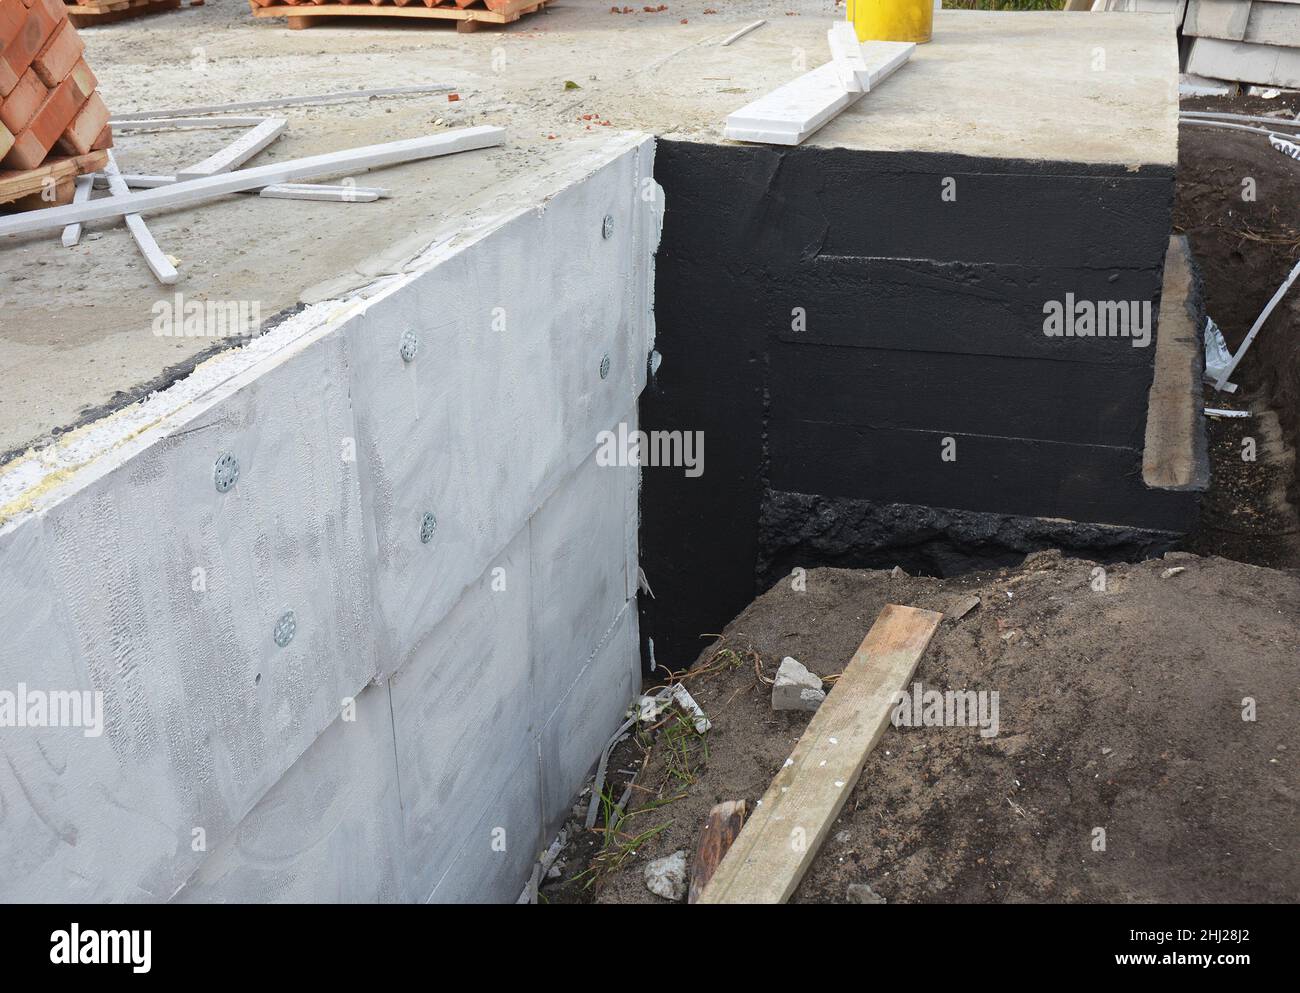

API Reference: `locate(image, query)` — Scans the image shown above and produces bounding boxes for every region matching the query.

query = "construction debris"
[1214,257,1300,390]
[772,656,826,712]
[643,850,688,901]
[948,594,982,621]
[846,882,886,904]
[670,682,711,733]
[687,800,746,904]
[719,18,765,46]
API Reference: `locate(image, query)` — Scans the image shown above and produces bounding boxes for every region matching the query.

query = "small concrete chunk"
[949,594,981,621]
[772,656,826,712]
[644,850,689,901]
[847,882,886,904]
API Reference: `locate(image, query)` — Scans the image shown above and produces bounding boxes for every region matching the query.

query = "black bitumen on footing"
[755,492,1181,593]
[638,139,1201,671]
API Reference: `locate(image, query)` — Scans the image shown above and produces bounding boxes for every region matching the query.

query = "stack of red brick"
[0,0,112,173]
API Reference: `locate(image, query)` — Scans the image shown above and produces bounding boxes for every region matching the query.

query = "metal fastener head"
[399,330,419,363]
[599,353,611,380]
[273,610,296,648]
[214,453,240,493]
[602,215,614,239]
[420,511,438,545]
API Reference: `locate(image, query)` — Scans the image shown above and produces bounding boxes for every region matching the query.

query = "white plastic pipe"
[1215,258,1300,390]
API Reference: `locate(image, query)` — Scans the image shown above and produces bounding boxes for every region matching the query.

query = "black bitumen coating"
[638,139,1198,671]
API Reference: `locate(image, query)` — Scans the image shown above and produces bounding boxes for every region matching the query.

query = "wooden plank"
[0,148,106,205]
[687,800,746,904]
[59,170,93,246]
[698,603,943,904]
[103,149,179,285]
[0,125,504,237]
[66,0,179,27]
[245,0,548,25]
[175,117,287,179]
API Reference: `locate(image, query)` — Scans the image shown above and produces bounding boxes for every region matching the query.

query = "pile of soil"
[546,554,1299,904]
[1176,96,1300,565]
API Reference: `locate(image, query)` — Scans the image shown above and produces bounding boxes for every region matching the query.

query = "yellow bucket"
[848,0,934,45]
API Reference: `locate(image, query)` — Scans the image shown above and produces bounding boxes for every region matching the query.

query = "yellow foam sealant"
[849,0,934,44]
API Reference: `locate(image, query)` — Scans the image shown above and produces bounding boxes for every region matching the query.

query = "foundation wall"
[640,139,1199,669]
[0,136,660,903]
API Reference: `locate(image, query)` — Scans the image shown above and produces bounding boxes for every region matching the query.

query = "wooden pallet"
[0,149,107,211]
[247,0,551,32]
[65,0,182,28]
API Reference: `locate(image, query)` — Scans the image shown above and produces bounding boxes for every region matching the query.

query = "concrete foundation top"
[709,11,1179,166]
[0,4,1178,463]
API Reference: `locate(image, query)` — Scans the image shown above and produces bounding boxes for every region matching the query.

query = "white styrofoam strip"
[258,184,387,202]
[91,173,391,201]
[724,62,861,146]
[859,40,917,90]
[724,38,914,147]
[103,151,179,286]
[0,127,505,239]
[110,117,270,131]
[59,174,94,248]
[828,22,869,92]
[176,118,288,180]
[110,86,456,122]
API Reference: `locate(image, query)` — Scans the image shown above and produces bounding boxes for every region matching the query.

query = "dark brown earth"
[1176,96,1300,567]
[543,553,1299,904]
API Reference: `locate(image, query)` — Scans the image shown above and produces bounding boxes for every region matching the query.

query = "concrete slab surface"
[0,3,1178,460]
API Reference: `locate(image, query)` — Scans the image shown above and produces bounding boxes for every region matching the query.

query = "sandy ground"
[0,5,1175,459]
[541,551,1300,904]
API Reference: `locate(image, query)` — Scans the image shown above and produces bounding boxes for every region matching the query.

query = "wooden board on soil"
[247,0,551,31]
[0,150,108,209]
[698,603,944,904]
[66,0,181,27]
